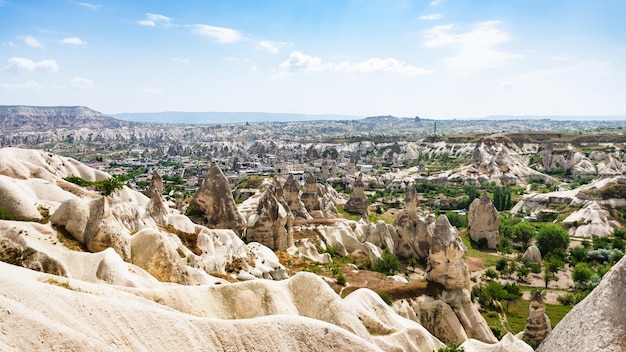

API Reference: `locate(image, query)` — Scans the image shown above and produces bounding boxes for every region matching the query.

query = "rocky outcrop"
[393,185,434,258]
[300,173,322,217]
[425,215,497,343]
[522,245,541,264]
[395,296,468,344]
[462,333,533,352]
[130,228,193,285]
[522,290,551,346]
[188,162,245,234]
[537,256,626,352]
[51,197,131,261]
[344,173,368,215]
[145,170,168,223]
[282,174,312,219]
[468,192,499,249]
[245,185,293,251]
[426,215,469,290]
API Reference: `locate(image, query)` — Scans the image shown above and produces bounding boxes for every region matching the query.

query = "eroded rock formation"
[522,290,551,346]
[344,173,368,215]
[393,185,434,258]
[188,162,246,234]
[283,174,312,219]
[468,192,499,249]
[245,184,293,251]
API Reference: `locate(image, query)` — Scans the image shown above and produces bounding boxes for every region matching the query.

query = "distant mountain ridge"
[0,105,127,131]
[111,111,361,124]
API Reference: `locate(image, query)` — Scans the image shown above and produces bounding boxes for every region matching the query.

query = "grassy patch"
[0,207,15,220]
[460,232,501,267]
[481,299,573,335]
[336,204,361,221]
[56,230,86,251]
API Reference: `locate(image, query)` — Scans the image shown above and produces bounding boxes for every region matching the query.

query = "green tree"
[493,186,513,211]
[502,282,523,312]
[569,246,588,263]
[98,176,125,196]
[536,224,570,259]
[512,221,535,250]
[572,262,593,288]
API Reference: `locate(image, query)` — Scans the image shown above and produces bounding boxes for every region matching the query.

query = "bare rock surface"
[522,245,542,264]
[468,192,500,249]
[537,255,626,352]
[344,173,368,215]
[245,185,293,251]
[188,161,246,234]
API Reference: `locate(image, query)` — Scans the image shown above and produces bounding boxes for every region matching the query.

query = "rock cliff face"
[537,256,626,352]
[188,162,246,234]
[522,290,551,346]
[344,173,368,215]
[468,192,500,249]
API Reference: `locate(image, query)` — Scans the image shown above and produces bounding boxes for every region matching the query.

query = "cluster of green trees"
[64,175,125,196]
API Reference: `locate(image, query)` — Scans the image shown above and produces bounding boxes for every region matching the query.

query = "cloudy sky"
[0,0,625,118]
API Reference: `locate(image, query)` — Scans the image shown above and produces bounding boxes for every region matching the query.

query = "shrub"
[495,258,509,272]
[445,211,468,229]
[569,246,588,263]
[336,271,346,286]
[437,343,465,352]
[613,228,626,240]
[592,236,611,250]
[378,292,393,306]
[374,249,400,275]
[483,269,499,280]
[587,248,612,263]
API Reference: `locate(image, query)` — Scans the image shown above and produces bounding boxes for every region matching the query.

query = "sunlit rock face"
[344,173,368,215]
[188,162,246,235]
[537,256,626,352]
[282,174,312,220]
[393,185,434,259]
[467,192,499,249]
[245,185,293,251]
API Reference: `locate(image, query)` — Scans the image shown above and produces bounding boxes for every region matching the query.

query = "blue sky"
[0,0,625,118]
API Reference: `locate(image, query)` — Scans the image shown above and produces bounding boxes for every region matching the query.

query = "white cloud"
[5,57,60,72]
[419,14,443,20]
[334,58,434,76]
[430,0,443,5]
[171,57,190,64]
[190,24,244,44]
[0,80,42,92]
[139,13,172,27]
[143,88,165,95]
[61,37,87,45]
[278,51,326,72]
[2,41,15,47]
[77,2,104,10]
[257,40,291,54]
[22,35,42,48]
[422,21,520,72]
[274,51,433,79]
[68,76,94,89]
